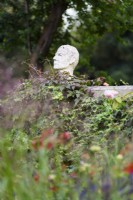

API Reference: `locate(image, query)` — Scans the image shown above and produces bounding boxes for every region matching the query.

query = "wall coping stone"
[87,86,133,97]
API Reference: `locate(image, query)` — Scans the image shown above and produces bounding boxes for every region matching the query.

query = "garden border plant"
[0,71,133,200]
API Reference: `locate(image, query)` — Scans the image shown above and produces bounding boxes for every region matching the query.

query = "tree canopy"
[0,0,133,82]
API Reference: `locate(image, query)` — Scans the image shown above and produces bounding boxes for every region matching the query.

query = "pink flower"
[104,90,118,99]
[59,132,71,142]
[62,132,71,140]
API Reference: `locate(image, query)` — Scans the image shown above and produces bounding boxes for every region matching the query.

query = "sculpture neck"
[59,68,73,76]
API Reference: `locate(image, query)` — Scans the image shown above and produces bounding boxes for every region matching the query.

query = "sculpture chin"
[53,64,66,70]
[53,65,59,69]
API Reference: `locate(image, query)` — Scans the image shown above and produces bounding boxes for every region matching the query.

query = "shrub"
[0,72,133,199]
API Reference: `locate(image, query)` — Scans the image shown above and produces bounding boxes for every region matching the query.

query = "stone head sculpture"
[53,45,79,76]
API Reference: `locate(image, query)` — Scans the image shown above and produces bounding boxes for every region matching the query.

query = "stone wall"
[87,86,133,97]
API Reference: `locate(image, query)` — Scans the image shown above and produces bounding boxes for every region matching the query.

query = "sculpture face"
[53,46,69,69]
[53,45,79,76]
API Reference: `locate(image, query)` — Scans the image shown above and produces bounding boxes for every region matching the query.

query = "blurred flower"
[80,161,90,172]
[116,154,123,160]
[79,181,97,200]
[58,132,71,143]
[81,152,90,162]
[69,172,77,179]
[90,145,101,152]
[104,90,118,99]
[89,166,96,176]
[123,162,133,174]
[47,142,54,150]
[101,178,111,198]
[32,129,56,151]
[103,82,109,86]
[120,143,133,156]
[48,174,56,181]
[33,172,39,182]
[46,135,57,150]
[50,186,58,192]
[32,138,43,150]
[41,129,54,140]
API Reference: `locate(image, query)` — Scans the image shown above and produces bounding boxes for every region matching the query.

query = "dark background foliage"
[0,0,133,85]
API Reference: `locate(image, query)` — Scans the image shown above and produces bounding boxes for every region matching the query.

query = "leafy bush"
[0,72,133,199]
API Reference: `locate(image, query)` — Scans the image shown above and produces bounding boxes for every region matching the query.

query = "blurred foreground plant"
[0,74,133,199]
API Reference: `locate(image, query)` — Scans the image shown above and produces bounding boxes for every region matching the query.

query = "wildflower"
[48,174,56,181]
[62,132,71,140]
[116,154,123,160]
[47,142,54,150]
[46,135,57,150]
[33,172,39,182]
[123,162,133,174]
[58,132,71,143]
[50,186,58,192]
[32,129,55,151]
[101,177,111,197]
[80,161,90,172]
[41,129,54,140]
[104,90,118,99]
[32,138,43,150]
[90,145,101,152]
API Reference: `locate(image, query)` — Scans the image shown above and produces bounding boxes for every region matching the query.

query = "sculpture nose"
[53,56,57,60]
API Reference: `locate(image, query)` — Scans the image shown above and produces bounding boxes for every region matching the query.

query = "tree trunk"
[24,0,32,55]
[29,0,68,76]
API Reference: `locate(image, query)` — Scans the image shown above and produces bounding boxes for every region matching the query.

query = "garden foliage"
[0,72,133,199]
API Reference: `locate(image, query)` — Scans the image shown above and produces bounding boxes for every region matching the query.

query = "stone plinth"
[87,86,133,97]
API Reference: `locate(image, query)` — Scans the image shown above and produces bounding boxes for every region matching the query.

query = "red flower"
[33,172,40,182]
[32,138,44,150]
[59,132,71,143]
[41,129,54,140]
[63,132,71,140]
[123,162,133,174]
[50,186,58,192]
[32,129,54,150]
[47,142,54,150]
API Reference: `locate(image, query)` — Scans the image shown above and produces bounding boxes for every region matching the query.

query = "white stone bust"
[53,45,79,76]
